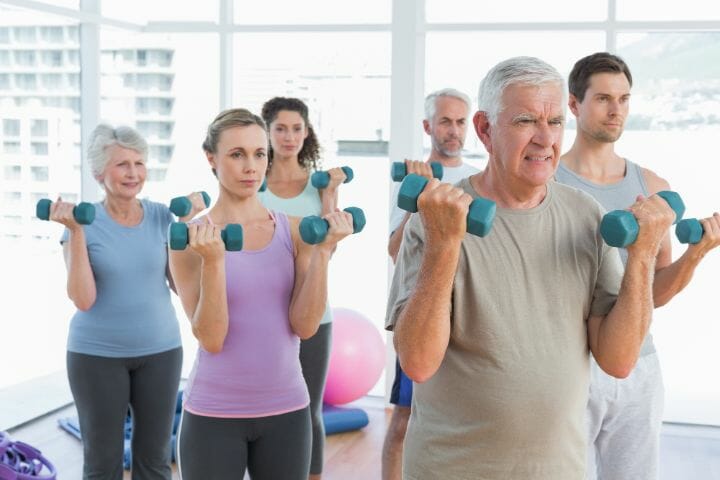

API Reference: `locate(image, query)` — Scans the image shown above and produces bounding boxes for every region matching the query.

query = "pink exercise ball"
[323,308,385,406]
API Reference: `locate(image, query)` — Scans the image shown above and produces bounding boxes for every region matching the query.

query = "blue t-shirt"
[61,199,181,357]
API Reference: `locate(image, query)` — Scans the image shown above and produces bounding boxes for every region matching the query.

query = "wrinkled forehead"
[500,81,566,117]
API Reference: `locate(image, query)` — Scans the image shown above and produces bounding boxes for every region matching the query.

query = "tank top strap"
[270,210,295,255]
[624,159,650,197]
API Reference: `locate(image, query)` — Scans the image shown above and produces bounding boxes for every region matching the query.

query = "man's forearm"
[394,244,459,383]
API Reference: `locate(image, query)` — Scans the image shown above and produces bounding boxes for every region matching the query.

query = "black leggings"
[300,322,332,474]
[67,347,183,480]
[177,407,311,480]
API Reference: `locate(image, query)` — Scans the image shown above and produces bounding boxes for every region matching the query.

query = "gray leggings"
[300,322,332,475]
[177,407,311,480]
[67,347,183,480]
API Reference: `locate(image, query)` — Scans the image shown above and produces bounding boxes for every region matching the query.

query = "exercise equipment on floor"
[398,173,496,237]
[324,308,385,406]
[322,404,369,435]
[169,192,210,217]
[35,199,95,225]
[311,166,354,189]
[299,207,366,245]
[600,191,685,247]
[0,430,57,479]
[168,222,243,251]
[391,162,443,182]
[57,391,183,471]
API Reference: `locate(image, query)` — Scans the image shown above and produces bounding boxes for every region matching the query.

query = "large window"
[233,0,390,24]
[2,1,719,427]
[616,32,720,425]
[0,7,80,390]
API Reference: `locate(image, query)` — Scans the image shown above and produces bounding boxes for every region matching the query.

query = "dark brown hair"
[568,52,633,103]
[261,97,321,172]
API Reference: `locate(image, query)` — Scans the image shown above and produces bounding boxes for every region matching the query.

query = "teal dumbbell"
[259,179,267,192]
[676,218,704,245]
[397,174,495,237]
[36,199,95,225]
[168,222,243,251]
[311,166,354,189]
[391,162,443,182]
[299,207,366,245]
[169,192,210,217]
[600,191,685,247]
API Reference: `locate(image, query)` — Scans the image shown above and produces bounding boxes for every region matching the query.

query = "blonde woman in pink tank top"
[169,108,354,480]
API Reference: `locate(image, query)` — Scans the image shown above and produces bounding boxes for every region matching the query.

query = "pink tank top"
[183,211,309,417]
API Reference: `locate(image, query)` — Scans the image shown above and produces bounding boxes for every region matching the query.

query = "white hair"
[424,88,471,121]
[87,124,147,180]
[477,56,565,125]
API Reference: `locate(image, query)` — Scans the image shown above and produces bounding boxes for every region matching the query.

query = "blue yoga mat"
[322,404,369,435]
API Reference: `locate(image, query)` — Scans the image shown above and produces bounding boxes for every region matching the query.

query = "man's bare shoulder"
[639,166,671,195]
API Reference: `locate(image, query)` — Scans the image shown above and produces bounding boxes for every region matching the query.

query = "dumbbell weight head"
[676,218,703,245]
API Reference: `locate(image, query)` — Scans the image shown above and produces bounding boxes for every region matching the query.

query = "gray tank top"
[555,159,655,356]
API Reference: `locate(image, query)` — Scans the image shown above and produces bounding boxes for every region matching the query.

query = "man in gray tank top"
[386,56,677,480]
[557,52,720,480]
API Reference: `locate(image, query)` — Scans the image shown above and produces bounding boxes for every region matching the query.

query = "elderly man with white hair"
[385,56,676,479]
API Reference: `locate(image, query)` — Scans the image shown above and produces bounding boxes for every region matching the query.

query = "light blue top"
[259,175,332,325]
[61,199,182,357]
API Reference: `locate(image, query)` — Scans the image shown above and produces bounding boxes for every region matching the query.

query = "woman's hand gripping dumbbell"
[311,166,354,189]
[168,222,244,251]
[169,191,210,219]
[37,198,95,225]
[299,207,366,245]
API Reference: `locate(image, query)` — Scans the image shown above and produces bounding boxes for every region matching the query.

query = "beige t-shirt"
[386,178,623,480]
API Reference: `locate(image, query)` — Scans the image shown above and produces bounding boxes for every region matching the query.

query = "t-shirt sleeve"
[385,213,425,331]
[589,233,623,317]
[60,227,69,245]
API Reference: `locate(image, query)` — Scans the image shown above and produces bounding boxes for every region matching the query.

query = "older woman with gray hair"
[48,123,204,479]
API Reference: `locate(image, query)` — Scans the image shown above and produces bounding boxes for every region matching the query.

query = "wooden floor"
[7,400,390,480]
[8,402,720,480]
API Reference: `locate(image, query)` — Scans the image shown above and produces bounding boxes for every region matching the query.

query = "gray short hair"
[87,124,147,179]
[424,88,471,121]
[478,56,565,125]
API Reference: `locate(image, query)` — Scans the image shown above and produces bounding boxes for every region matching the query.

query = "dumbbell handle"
[168,222,243,251]
[676,218,704,245]
[169,192,210,217]
[391,162,443,182]
[397,174,495,237]
[299,207,366,245]
[36,199,95,225]
[311,166,354,189]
